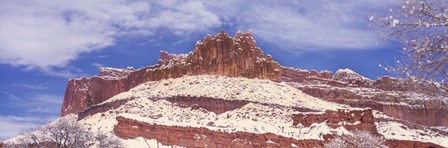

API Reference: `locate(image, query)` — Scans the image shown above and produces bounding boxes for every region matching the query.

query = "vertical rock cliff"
[61,30,281,116]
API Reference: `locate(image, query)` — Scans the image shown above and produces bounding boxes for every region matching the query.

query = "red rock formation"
[144,30,282,82]
[295,82,448,126]
[61,30,281,116]
[61,30,447,129]
[292,109,377,134]
[114,116,324,148]
[114,116,444,148]
[282,67,448,126]
[78,98,132,120]
[165,96,250,115]
[385,140,443,148]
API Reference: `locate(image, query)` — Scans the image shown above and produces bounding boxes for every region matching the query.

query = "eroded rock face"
[145,30,281,82]
[282,67,448,126]
[385,140,443,148]
[296,86,448,126]
[61,77,138,116]
[165,96,250,115]
[61,30,447,129]
[61,30,281,116]
[114,116,444,148]
[114,116,324,148]
[292,109,377,134]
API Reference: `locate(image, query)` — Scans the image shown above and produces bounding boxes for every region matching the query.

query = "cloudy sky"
[0,0,402,140]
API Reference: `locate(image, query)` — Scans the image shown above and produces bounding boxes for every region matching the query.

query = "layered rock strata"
[114,116,324,148]
[292,109,377,134]
[114,116,444,148]
[283,67,448,126]
[61,30,281,116]
[61,30,447,131]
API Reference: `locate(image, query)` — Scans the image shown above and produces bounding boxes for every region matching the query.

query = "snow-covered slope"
[79,75,447,147]
[100,75,349,111]
[5,75,448,147]
[80,75,352,144]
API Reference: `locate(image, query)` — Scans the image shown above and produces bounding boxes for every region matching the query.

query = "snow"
[289,81,446,107]
[80,93,348,140]
[121,137,182,148]
[376,121,448,147]
[98,67,133,80]
[81,95,351,141]
[334,68,370,81]
[157,53,189,69]
[266,140,277,144]
[291,143,298,148]
[391,19,400,26]
[99,75,349,111]
[282,66,310,73]
[77,75,357,141]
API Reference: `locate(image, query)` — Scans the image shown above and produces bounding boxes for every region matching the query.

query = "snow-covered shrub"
[324,130,386,148]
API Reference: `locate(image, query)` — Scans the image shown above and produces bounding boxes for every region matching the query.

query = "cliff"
[61,30,281,116]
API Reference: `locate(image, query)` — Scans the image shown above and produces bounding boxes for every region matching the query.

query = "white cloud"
[11,84,48,90]
[2,93,63,115]
[0,0,221,76]
[0,93,62,140]
[0,115,57,140]
[26,107,54,113]
[205,0,400,51]
[91,62,104,68]
[0,0,400,77]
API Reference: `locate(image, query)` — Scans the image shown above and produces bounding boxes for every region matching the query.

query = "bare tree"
[324,130,386,148]
[372,0,448,82]
[95,131,124,148]
[10,117,91,148]
[18,127,46,148]
[11,117,124,148]
[44,117,92,148]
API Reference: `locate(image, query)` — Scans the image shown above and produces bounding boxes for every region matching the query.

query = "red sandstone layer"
[113,116,443,148]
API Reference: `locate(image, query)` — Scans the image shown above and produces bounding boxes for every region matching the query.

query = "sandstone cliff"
[62,31,447,126]
[61,30,281,116]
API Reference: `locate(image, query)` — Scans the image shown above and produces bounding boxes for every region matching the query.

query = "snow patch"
[334,68,370,81]
[376,121,448,147]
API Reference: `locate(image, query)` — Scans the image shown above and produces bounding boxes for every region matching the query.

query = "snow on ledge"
[376,121,448,147]
[334,68,370,81]
[98,75,349,111]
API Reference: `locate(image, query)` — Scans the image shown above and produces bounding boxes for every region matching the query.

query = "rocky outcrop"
[114,116,324,148]
[292,109,377,134]
[165,96,249,115]
[61,30,447,129]
[78,98,132,120]
[282,67,448,126]
[114,116,444,148]
[144,30,281,82]
[61,31,281,116]
[61,30,281,116]
[385,140,443,148]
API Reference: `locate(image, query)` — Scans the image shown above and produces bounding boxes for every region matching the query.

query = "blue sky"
[0,0,402,140]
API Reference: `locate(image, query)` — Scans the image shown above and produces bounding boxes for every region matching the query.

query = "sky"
[0,0,403,140]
